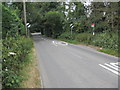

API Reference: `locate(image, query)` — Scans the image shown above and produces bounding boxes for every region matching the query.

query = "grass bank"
[58,38,118,57]
[20,48,41,88]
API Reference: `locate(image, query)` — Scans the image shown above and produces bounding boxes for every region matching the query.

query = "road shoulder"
[20,48,41,88]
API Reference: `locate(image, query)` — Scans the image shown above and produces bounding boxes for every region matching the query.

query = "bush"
[75,32,118,50]
[92,32,118,50]
[58,32,76,40]
[2,70,23,87]
[59,31,118,51]
[2,4,25,38]
[75,33,94,44]
[2,36,33,88]
[2,4,33,88]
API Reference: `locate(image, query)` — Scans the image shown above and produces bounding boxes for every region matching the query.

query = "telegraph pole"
[23,0,28,36]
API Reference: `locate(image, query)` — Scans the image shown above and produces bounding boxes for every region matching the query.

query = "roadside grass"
[20,48,41,88]
[57,38,80,44]
[57,38,118,57]
[97,48,118,57]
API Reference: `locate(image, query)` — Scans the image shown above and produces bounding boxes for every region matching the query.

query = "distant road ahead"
[33,34,118,88]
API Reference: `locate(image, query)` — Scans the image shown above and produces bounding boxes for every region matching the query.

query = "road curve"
[32,34,118,88]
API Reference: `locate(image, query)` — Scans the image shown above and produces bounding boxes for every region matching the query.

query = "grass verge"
[57,38,118,57]
[20,48,41,88]
[57,38,80,44]
[97,48,118,57]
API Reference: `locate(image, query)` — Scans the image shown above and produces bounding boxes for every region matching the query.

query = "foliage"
[98,48,118,57]
[75,33,94,44]
[92,31,118,50]
[89,2,119,32]
[26,2,63,35]
[2,4,25,38]
[58,31,118,51]
[58,31,76,40]
[2,36,33,88]
[2,70,23,87]
[2,4,33,88]
[44,11,64,38]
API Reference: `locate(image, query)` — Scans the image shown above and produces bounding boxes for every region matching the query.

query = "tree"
[26,2,64,37]
[45,11,64,38]
[2,4,25,38]
[89,2,119,32]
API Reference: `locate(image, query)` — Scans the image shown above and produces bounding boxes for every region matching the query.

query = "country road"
[32,34,118,88]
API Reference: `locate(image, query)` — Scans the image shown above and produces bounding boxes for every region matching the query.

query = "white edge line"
[40,77,44,88]
[99,64,119,76]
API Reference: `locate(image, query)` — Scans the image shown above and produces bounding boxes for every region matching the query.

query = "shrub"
[75,32,118,50]
[59,31,118,51]
[75,33,94,44]
[2,4,25,39]
[2,35,33,88]
[92,32,118,50]
[58,32,76,40]
[2,4,33,88]
[2,70,23,88]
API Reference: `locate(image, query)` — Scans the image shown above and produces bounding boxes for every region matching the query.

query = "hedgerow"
[92,31,118,50]
[2,4,33,88]
[58,31,118,51]
[2,35,33,88]
[2,4,25,39]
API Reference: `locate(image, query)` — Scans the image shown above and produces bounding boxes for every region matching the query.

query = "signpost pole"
[91,24,95,35]
[93,27,95,35]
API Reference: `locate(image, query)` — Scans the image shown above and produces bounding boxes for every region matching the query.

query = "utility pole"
[23,0,28,36]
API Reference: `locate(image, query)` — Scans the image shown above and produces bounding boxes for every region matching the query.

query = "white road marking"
[52,41,68,46]
[52,41,58,46]
[105,63,118,71]
[99,64,119,75]
[99,62,120,76]
[110,63,118,68]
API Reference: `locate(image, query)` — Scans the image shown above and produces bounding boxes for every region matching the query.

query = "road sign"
[91,24,95,27]
[91,24,95,35]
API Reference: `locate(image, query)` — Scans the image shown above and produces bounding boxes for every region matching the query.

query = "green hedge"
[92,32,118,50]
[58,31,118,51]
[58,32,76,40]
[2,4,25,38]
[2,36,33,88]
[75,33,94,44]
[2,4,33,88]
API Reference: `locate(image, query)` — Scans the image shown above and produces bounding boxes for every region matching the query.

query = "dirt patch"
[78,43,101,50]
[87,45,102,50]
